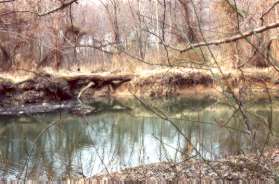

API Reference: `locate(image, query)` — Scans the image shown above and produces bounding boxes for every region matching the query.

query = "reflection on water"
[0,97,278,181]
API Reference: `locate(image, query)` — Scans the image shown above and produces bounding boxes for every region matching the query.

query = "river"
[0,97,278,181]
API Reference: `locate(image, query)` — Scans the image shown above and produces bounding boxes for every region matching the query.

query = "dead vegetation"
[1,0,279,183]
[84,149,279,183]
[0,73,132,107]
[0,69,215,107]
[223,72,273,89]
[1,67,279,107]
[131,69,214,97]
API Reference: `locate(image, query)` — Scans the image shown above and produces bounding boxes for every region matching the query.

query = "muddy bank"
[0,71,214,109]
[83,149,279,183]
[1,68,279,114]
[0,73,132,107]
[130,71,213,97]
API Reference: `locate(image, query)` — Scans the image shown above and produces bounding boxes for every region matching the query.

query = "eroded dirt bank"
[0,68,279,114]
[0,73,132,107]
[0,70,214,108]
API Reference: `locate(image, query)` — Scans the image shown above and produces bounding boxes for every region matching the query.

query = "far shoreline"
[0,67,278,111]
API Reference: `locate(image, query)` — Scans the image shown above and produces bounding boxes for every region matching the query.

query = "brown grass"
[131,68,213,97]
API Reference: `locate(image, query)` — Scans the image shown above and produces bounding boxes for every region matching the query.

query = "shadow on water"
[0,97,278,181]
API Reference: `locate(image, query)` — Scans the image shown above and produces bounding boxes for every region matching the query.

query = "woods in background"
[0,0,279,72]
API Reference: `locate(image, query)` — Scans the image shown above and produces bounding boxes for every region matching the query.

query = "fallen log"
[77,81,95,103]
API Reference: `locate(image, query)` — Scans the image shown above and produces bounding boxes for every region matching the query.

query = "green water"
[0,97,278,181]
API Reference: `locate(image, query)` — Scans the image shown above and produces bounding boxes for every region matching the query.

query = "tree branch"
[224,0,245,18]
[0,0,15,3]
[181,21,279,52]
[261,0,279,21]
[39,0,78,17]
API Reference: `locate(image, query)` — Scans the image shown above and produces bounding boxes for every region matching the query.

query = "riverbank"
[0,67,279,112]
[80,149,279,183]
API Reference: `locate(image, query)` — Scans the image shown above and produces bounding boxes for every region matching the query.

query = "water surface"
[0,97,278,181]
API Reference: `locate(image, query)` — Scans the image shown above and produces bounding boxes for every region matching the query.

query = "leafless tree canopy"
[0,0,278,71]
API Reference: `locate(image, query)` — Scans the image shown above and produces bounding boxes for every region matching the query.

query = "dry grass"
[131,68,213,97]
[0,42,278,94]
[0,71,34,83]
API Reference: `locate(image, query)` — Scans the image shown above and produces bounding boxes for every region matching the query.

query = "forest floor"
[0,66,278,114]
[79,149,279,183]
